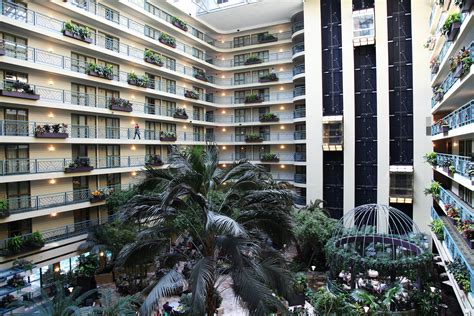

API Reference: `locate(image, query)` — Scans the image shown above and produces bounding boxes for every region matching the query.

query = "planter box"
[145,161,164,167]
[258,37,278,44]
[194,74,208,82]
[0,48,5,56]
[244,98,263,104]
[95,272,114,285]
[160,136,177,142]
[453,62,464,79]
[259,117,279,122]
[442,125,450,133]
[184,91,200,99]
[90,196,106,203]
[446,21,461,42]
[461,0,473,11]
[110,104,133,112]
[144,57,163,67]
[0,90,40,100]
[245,138,263,143]
[260,158,279,162]
[173,113,188,119]
[159,38,177,48]
[172,20,188,31]
[258,78,278,83]
[287,294,305,307]
[62,30,92,44]
[431,63,439,74]
[244,59,263,65]
[35,132,68,139]
[64,166,94,173]
[87,70,113,80]
[0,210,10,219]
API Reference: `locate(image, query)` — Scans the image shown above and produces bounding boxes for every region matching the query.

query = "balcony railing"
[436,153,472,178]
[432,100,474,135]
[5,184,131,215]
[294,152,307,162]
[431,42,474,108]
[294,131,306,140]
[293,86,306,97]
[0,215,115,252]
[0,1,292,68]
[214,132,300,142]
[294,108,306,118]
[439,186,474,222]
[294,173,306,183]
[431,207,474,296]
[293,43,305,55]
[220,152,299,162]
[213,112,294,123]
[0,155,159,176]
[293,64,305,76]
[292,21,304,34]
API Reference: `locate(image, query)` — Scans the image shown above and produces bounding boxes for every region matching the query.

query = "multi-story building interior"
[0,0,471,312]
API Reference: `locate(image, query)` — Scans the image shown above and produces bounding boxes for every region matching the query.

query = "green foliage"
[245,55,262,63]
[293,201,336,270]
[144,49,163,65]
[63,21,91,39]
[106,189,136,211]
[423,151,437,166]
[0,199,9,211]
[311,288,359,315]
[128,72,150,87]
[245,133,263,141]
[411,285,442,316]
[86,63,113,78]
[75,254,99,278]
[171,16,188,31]
[28,231,45,246]
[424,181,441,200]
[92,288,138,316]
[244,94,262,103]
[441,13,461,35]
[159,32,176,47]
[259,112,278,121]
[430,219,445,241]
[260,153,279,161]
[7,236,23,253]
[259,73,278,82]
[160,130,177,138]
[13,258,34,271]
[292,273,307,294]
[447,259,471,292]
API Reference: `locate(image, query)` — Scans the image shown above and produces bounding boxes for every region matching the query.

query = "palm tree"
[91,288,138,315]
[116,145,295,315]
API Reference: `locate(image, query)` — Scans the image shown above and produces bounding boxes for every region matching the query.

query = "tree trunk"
[203,234,217,316]
[205,281,217,315]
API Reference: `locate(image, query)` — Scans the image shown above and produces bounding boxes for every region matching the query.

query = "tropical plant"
[184,89,200,99]
[259,112,278,121]
[350,289,380,311]
[292,273,307,294]
[63,21,91,39]
[115,145,295,315]
[423,151,437,166]
[159,32,176,47]
[7,236,23,253]
[12,80,35,94]
[0,199,9,218]
[441,13,461,35]
[430,219,445,241]
[75,254,99,278]
[424,181,441,200]
[449,165,457,174]
[128,72,150,88]
[411,285,442,316]
[245,94,262,103]
[160,130,176,138]
[86,63,113,78]
[311,288,360,315]
[27,231,45,247]
[106,189,137,212]
[447,259,471,292]
[171,16,188,31]
[91,288,138,316]
[260,153,279,161]
[293,200,336,270]
[259,73,278,82]
[144,49,163,65]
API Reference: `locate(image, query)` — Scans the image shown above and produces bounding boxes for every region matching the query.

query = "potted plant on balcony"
[127,72,150,88]
[258,73,278,83]
[454,0,473,12]
[65,157,94,173]
[109,97,133,112]
[260,153,279,162]
[430,219,445,241]
[25,231,45,251]
[423,151,438,166]
[259,112,279,122]
[62,21,92,43]
[173,107,188,119]
[144,49,163,66]
[146,155,164,166]
[184,89,200,99]
[449,47,473,79]
[424,181,441,200]
[244,55,262,65]
[441,12,461,41]
[90,189,106,203]
[34,123,68,138]
[160,130,177,141]
[171,16,188,31]
[458,220,474,248]
[0,199,9,219]
[244,94,263,104]
[442,159,453,173]
[245,133,263,142]
[432,85,444,102]
[447,259,471,293]
[430,58,440,74]
[7,274,26,288]
[194,69,209,82]
[258,33,277,44]
[468,162,474,185]
[449,165,457,176]
[0,80,40,100]
[0,295,17,309]
[12,258,34,272]
[159,32,177,48]
[447,207,460,225]
[86,63,113,80]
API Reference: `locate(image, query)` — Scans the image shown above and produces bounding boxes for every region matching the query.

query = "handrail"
[436,153,472,178]
[293,64,305,76]
[292,21,304,34]
[293,43,305,55]
[432,100,474,135]
[293,86,306,97]
[439,186,474,222]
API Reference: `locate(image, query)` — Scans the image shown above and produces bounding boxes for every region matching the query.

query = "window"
[146,97,161,115]
[163,55,176,71]
[259,126,270,140]
[101,33,119,52]
[234,53,250,66]
[233,35,250,48]
[144,25,160,40]
[2,0,27,22]
[146,145,161,156]
[389,172,414,200]
[8,219,31,238]
[163,100,176,116]
[71,83,96,107]
[234,72,249,85]
[459,185,473,207]
[101,4,119,23]
[104,145,120,167]
[6,181,30,211]
[235,144,249,159]
[192,47,204,60]
[4,71,28,90]
[162,123,176,133]
[193,106,204,120]
[107,173,121,188]
[4,108,28,136]
[98,88,119,108]
[252,69,269,82]
[163,78,176,94]
[145,121,160,140]
[71,52,95,74]
[71,114,96,138]
[193,126,204,141]
[255,50,269,62]
[72,176,89,200]
[146,73,161,90]
[3,33,27,60]
[235,109,247,123]
[5,144,29,174]
[104,117,119,139]
[72,144,89,158]
[234,90,247,103]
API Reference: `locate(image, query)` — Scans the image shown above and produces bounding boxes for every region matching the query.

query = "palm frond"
[207,211,247,237]
[189,257,215,315]
[115,239,168,267]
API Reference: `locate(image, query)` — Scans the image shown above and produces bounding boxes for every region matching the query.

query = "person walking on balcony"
[133,123,141,139]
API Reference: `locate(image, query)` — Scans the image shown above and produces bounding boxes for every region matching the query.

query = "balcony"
[293,86,306,99]
[389,166,414,204]
[438,186,474,222]
[431,99,473,137]
[430,208,474,308]
[292,21,304,34]
[436,153,472,179]
[294,108,306,118]
[0,4,292,69]
[352,8,375,46]
[3,185,130,216]
[294,152,306,162]
[219,152,301,162]
[0,215,114,255]
[293,64,305,77]
[294,173,306,184]
[292,43,305,56]
[213,112,294,124]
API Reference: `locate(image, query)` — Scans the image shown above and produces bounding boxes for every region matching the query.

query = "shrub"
[424,181,441,200]
[86,63,113,78]
[441,13,461,35]
[423,152,437,166]
[430,219,444,241]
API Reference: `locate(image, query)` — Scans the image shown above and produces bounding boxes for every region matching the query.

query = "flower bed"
[62,21,92,43]
[144,49,163,67]
[0,81,40,100]
[109,97,133,112]
[159,33,177,48]
[86,63,113,80]
[34,124,68,138]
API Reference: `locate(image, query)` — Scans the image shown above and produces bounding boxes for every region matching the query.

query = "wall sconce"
[131,95,135,99]
[222,110,226,114]
[54,266,60,272]
[279,106,285,110]
[99,251,105,257]
[131,171,137,176]
[48,48,54,52]
[131,145,136,150]
[279,67,284,71]
[49,179,56,184]
[222,164,227,167]
[51,212,57,217]
[131,120,136,125]
[222,146,226,150]
[221,92,226,96]
[279,87,284,91]
[221,75,225,78]
[48,79,54,85]
[280,145,285,149]
[221,57,225,60]
[279,48,283,52]
[222,128,226,132]
[48,112,54,118]
[48,145,55,151]
[183,105,187,108]
[280,125,285,130]
[279,30,283,33]
[280,165,286,169]
[183,125,187,129]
